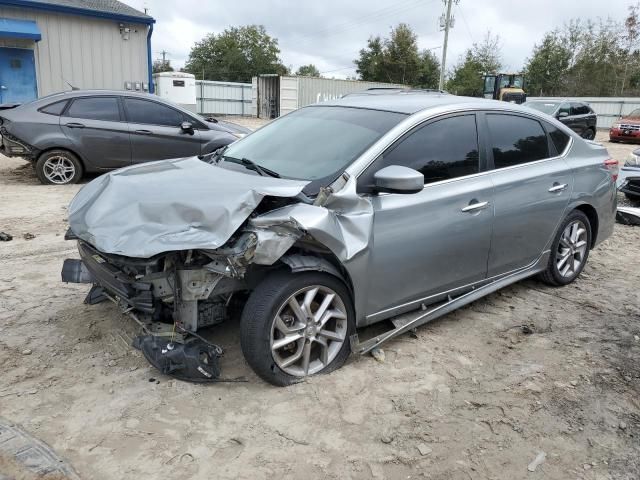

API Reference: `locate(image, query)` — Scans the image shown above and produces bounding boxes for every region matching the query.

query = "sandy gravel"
[0,129,639,480]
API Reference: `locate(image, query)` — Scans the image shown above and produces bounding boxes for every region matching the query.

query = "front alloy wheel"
[241,271,354,386]
[270,285,348,377]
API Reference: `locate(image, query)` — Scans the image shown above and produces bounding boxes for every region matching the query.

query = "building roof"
[1,0,154,24]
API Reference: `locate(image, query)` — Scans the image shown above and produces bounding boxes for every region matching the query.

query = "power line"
[456,4,475,44]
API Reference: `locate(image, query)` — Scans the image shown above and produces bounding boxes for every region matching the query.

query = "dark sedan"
[0,90,250,185]
[523,100,597,140]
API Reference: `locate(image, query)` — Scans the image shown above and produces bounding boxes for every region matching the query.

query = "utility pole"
[161,50,169,63]
[438,0,457,91]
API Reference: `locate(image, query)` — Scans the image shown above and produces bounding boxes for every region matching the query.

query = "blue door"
[0,48,37,104]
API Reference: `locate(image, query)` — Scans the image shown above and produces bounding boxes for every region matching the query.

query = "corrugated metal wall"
[196,80,252,115]
[295,76,405,109]
[0,5,149,96]
[529,97,640,129]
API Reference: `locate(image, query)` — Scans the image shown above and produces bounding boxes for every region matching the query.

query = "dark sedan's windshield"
[222,106,406,183]
[524,101,558,115]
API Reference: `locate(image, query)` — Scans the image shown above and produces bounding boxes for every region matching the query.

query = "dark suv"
[0,90,250,185]
[523,100,597,140]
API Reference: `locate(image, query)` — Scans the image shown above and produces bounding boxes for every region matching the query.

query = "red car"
[610,109,640,142]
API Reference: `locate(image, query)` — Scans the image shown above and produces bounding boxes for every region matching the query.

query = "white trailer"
[153,72,197,112]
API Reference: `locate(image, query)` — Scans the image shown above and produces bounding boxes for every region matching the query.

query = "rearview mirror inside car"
[181,121,194,134]
[374,165,424,194]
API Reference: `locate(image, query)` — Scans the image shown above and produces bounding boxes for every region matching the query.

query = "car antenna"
[63,78,79,91]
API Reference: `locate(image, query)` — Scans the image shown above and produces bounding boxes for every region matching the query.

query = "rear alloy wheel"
[539,210,591,286]
[581,128,596,140]
[240,271,354,386]
[35,150,83,185]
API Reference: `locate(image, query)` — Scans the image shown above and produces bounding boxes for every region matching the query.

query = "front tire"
[240,271,354,386]
[35,150,83,185]
[539,210,592,286]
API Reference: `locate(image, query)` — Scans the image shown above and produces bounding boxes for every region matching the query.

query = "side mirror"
[557,111,569,118]
[181,121,194,134]
[374,165,424,194]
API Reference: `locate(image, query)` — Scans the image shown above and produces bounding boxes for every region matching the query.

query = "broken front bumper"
[62,241,154,312]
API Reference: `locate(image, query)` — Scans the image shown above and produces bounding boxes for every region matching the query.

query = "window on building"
[66,97,120,122]
[123,98,184,127]
[487,114,549,168]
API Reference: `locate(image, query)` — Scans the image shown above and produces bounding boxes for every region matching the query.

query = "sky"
[123,0,635,79]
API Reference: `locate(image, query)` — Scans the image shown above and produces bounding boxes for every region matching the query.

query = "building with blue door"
[0,0,154,104]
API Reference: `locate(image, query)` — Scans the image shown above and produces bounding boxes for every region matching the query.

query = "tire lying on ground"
[35,149,83,185]
[240,270,355,386]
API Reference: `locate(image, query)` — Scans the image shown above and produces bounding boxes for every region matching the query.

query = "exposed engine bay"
[61,157,372,382]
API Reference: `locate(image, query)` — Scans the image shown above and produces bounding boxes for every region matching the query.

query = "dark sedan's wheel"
[581,128,596,140]
[35,150,83,185]
[240,271,354,386]
[539,210,591,286]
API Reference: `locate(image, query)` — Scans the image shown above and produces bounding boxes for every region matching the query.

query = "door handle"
[461,201,490,212]
[548,183,568,193]
[134,129,152,135]
[65,122,85,128]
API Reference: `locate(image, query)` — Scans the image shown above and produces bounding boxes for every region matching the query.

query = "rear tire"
[35,150,83,185]
[581,128,596,140]
[539,210,592,286]
[240,270,354,387]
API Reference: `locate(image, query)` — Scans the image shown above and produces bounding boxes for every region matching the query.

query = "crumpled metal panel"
[68,157,308,258]
[249,175,373,261]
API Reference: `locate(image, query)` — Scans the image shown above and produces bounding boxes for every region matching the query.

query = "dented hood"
[68,157,309,258]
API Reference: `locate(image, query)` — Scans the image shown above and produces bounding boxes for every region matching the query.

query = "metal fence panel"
[528,97,640,129]
[196,80,252,116]
[295,76,405,108]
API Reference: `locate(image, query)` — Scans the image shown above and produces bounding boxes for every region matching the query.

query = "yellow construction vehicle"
[482,73,526,104]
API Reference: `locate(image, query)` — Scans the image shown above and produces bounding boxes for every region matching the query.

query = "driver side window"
[558,103,571,116]
[360,114,480,189]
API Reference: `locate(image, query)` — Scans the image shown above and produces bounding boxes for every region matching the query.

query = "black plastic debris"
[0,232,12,241]
[133,335,222,383]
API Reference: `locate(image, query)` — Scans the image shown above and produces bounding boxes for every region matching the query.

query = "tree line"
[153,6,640,98]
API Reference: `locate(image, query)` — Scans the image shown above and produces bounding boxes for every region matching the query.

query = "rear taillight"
[604,158,619,181]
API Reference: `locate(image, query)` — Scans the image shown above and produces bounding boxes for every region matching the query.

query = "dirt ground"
[0,128,639,480]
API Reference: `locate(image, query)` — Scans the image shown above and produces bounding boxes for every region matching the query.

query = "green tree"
[152,59,173,73]
[355,36,386,82]
[354,24,440,87]
[524,31,572,96]
[295,64,321,77]
[446,32,503,96]
[184,25,288,82]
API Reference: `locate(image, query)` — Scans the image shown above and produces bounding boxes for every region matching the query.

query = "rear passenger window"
[124,98,184,127]
[372,114,479,184]
[544,123,571,155]
[39,100,68,116]
[67,97,120,122]
[487,114,549,169]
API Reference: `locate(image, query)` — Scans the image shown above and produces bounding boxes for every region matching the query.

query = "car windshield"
[222,106,407,185]
[627,108,640,117]
[524,101,559,115]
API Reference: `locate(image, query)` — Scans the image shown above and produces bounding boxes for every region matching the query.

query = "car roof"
[315,91,521,115]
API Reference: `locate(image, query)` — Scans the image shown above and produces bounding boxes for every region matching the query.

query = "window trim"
[483,111,556,172]
[64,95,123,122]
[122,96,194,128]
[356,112,485,193]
